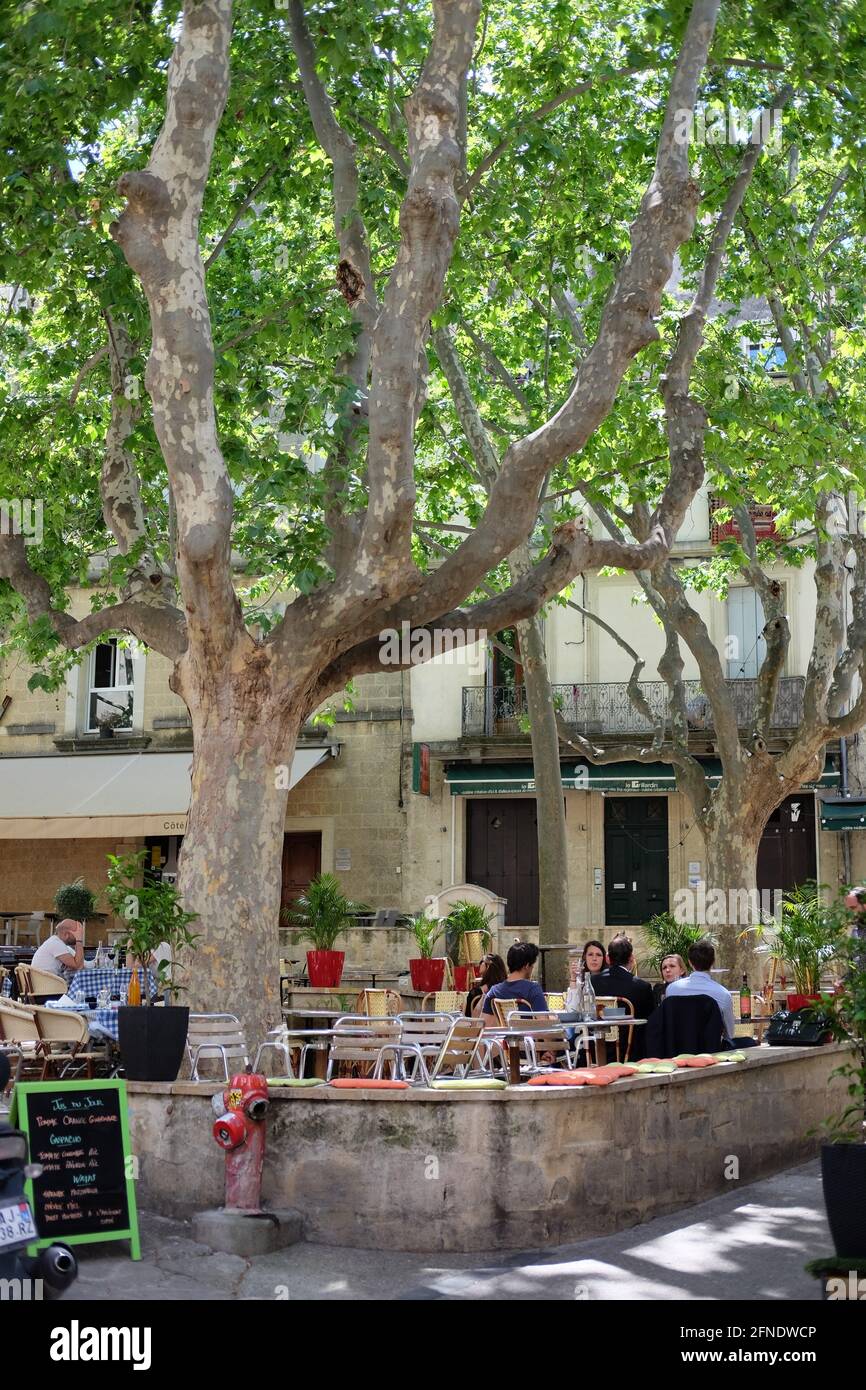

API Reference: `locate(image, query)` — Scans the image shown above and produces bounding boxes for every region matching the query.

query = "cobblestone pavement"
[62,1159,829,1302]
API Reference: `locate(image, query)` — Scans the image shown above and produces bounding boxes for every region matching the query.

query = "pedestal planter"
[409,958,446,992]
[306,950,344,988]
[821,1143,866,1258]
[118,1006,189,1082]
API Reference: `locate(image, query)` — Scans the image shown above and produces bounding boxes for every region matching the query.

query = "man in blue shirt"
[482,941,547,1026]
[665,939,737,1042]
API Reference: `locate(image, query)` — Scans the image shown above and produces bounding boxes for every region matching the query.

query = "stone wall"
[0,835,144,937]
[126,1045,848,1253]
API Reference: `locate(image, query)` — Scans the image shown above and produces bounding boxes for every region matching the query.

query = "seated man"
[665,939,758,1047]
[593,934,655,1060]
[31,918,85,983]
[481,941,546,1027]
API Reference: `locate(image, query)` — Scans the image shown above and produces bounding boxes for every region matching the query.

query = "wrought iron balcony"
[461,677,806,739]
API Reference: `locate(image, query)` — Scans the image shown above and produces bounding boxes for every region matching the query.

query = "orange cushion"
[678,1056,718,1068]
[329,1078,410,1090]
[597,1064,638,1077]
[582,1071,616,1085]
[528,1073,588,1086]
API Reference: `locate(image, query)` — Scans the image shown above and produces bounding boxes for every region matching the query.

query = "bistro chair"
[592,996,635,1063]
[186,1013,250,1081]
[393,1012,455,1084]
[253,1025,296,1079]
[31,1005,106,1079]
[492,996,531,1027]
[22,964,66,1004]
[325,1018,403,1081]
[354,989,403,1017]
[0,999,43,1081]
[420,991,466,1014]
[427,1017,485,1081]
[503,1010,576,1070]
[13,963,32,999]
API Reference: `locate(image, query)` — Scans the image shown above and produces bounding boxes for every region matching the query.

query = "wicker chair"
[420,990,467,1014]
[592,996,635,1062]
[354,989,403,1017]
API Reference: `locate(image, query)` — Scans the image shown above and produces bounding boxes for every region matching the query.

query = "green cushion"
[267,1077,325,1087]
[633,1062,678,1073]
[712,1051,747,1063]
[430,1079,508,1090]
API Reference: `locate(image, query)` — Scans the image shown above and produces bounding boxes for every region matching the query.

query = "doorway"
[604,797,669,926]
[466,799,539,926]
[281,832,322,917]
[757,794,816,897]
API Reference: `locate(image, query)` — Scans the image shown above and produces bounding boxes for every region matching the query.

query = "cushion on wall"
[329,1078,410,1090]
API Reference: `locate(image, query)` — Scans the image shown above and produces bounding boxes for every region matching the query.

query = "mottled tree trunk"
[516,613,569,990]
[175,657,297,1048]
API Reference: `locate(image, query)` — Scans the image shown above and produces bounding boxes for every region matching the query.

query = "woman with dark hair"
[574,940,606,983]
[466,952,507,1017]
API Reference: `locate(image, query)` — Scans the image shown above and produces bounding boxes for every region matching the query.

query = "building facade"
[1,488,865,962]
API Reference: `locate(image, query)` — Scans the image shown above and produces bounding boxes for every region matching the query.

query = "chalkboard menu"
[9,1080,140,1259]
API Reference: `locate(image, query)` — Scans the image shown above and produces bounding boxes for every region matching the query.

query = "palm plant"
[407,912,445,959]
[740,881,845,994]
[642,912,705,975]
[444,900,494,962]
[283,873,368,951]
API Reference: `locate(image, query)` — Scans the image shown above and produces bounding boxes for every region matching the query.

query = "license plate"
[0,1196,38,1250]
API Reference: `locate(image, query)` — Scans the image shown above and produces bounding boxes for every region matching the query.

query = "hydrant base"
[192,1208,303,1258]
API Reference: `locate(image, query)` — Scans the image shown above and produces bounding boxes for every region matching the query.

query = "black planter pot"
[821,1142,866,1258]
[118,1006,190,1082]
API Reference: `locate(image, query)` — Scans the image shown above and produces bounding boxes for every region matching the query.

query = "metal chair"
[504,1010,577,1070]
[427,1017,486,1081]
[393,1013,455,1084]
[186,1013,250,1081]
[325,1018,403,1081]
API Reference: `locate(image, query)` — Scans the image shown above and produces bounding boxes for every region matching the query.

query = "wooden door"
[466,799,538,926]
[757,794,816,897]
[281,832,322,917]
[604,797,669,926]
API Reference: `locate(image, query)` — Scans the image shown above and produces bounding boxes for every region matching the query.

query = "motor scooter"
[0,1053,78,1299]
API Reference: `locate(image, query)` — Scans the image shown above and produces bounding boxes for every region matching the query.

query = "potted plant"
[96,708,124,739]
[642,911,705,976]
[406,913,447,992]
[105,850,199,1082]
[445,901,494,987]
[816,922,866,1259]
[53,878,97,929]
[283,873,367,988]
[741,882,844,1010]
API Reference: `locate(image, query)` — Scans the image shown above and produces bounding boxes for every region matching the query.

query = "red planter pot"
[306,950,345,988]
[409,958,446,992]
[452,965,474,990]
[787,993,822,1012]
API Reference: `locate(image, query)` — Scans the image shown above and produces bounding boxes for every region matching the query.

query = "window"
[748,338,787,375]
[726,587,767,679]
[87,639,135,733]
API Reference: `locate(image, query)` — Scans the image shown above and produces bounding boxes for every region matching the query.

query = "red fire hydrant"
[212,1070,269,1211]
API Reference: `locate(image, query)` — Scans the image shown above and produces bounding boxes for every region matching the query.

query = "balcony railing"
[461,678,806,738]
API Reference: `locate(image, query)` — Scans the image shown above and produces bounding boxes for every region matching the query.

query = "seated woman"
[653,953,688,1008]
[466,952,507,1017]
[570,939,606,986]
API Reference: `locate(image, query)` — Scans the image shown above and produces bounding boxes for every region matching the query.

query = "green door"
[604,797,669,926]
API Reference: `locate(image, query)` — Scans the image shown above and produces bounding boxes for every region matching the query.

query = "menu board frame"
[9,1079,141,1259]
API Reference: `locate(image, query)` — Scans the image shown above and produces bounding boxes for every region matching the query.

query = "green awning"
[820,799,866,831]
[446,757,839,796]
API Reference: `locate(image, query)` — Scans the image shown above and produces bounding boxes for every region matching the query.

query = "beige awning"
[0,747,333,838]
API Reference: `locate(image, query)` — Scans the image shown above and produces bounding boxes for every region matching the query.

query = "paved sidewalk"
[66,1159,829,1301]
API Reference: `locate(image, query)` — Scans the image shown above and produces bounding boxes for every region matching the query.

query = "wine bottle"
[740,972,751,1022]
[127,963,142,1007]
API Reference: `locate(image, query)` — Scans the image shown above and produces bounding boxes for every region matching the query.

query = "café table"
[67,965,158,1006]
